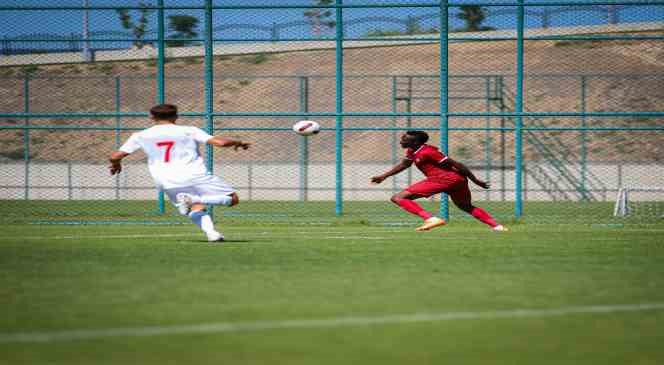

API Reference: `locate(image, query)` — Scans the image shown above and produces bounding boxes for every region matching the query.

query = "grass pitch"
[1,221,664,364]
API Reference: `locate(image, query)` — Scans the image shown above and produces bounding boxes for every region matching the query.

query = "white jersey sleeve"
[119,133,142,154]
[190,127,214,144]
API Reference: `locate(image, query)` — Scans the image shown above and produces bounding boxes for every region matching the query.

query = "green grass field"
[1,199,656,225]
[1,216,664,364]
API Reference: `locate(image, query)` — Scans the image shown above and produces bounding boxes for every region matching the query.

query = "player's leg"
[391,180,446,231]
[188,176,240,241]
[449,182,506,231]
[188,204,224,242]
[180,175,236,207]
[390,190,433,220]
[165,187,224,242]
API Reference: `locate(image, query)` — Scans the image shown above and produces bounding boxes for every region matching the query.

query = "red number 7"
[156,141,175,162]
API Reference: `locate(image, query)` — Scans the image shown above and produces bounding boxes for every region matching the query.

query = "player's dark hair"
[150,104,178,120]
[406,130,429,144]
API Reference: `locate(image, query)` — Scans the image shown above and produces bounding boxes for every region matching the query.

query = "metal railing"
[0,4,654,55]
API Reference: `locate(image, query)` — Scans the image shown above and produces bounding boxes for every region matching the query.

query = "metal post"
[157,0,165,104]
[23,75,30,200]
[157,0,166,214]
[498,76,506,202]
[406,76,413,187]
[523,162,528,201]
[204,0,215,217]
[334,0,344,216]
[67,161,73,200]
[391,75,398,193]
[439,0,449,221]
[82,0,92,62]
[248,163,253,201]
[485,77,491,201]
[115,76,121,200]
[580,75,587,199]
[299,76,309,202]
[515,0,525,219]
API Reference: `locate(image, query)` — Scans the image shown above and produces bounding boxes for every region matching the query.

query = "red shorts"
[405,178,471,203]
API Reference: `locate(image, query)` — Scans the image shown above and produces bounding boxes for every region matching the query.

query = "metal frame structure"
[1,0,663,222]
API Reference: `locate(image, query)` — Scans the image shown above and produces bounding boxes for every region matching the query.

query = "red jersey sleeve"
[424,146,449,164]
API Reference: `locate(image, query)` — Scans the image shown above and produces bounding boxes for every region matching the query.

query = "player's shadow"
[181,239,253,244]
[214,239,251,244]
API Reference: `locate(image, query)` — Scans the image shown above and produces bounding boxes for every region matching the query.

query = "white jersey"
[119,124,213,189]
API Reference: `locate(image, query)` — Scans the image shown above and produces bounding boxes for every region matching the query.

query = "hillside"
[0,34,663,164]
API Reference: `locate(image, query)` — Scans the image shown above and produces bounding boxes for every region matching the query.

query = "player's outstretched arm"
[207,136,250,151]
[443,158,490,189]
[370,159,413,184]
[108,151,130,175]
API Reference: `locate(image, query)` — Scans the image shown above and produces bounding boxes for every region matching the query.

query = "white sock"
[189,210,216,234]
[200,214,216,234]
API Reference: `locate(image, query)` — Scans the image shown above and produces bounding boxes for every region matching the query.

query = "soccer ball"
[292,120,320,136]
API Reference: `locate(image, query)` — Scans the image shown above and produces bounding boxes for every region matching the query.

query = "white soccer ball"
[292,120,320,136]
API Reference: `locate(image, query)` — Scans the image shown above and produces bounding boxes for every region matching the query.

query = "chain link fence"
[1,0,663,225]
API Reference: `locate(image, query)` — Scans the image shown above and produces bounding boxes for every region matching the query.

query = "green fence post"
[498,76,506,202]
[439,0,449,221]
[580,75,587,199]
[515,0,525,219]
[406,75,412,186]
[485,76,492,201]
[204,0,215,218]
[391,75,398,193]
[115,76,121,200]
[157,0,166,214]
[23,74,29,200]
[299,76,309,202]
[334,0,344,216]
[157,0,165,104]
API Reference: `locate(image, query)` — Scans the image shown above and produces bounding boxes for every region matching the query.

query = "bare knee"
[190,203,206,213]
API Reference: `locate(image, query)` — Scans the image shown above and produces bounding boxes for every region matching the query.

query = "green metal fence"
[0,1,663,225]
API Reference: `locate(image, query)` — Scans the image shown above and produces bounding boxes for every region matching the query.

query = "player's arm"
[370,159,413,184]
[441,157,490,189]
[206,136,250,151]
[108,151,130,175]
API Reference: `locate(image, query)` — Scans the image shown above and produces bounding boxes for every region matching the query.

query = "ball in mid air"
[292,120,320,136]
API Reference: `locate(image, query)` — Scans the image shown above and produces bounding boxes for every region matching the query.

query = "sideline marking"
[1,303,663,343]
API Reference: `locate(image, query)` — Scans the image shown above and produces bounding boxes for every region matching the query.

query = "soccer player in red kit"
[371,130,507,232]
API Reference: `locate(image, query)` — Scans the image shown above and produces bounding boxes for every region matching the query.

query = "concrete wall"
[1,161,662,202]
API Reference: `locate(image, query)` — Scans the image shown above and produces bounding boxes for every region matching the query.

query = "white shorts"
[163,175,235,207]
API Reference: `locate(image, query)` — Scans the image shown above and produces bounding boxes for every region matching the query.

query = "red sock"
[471,207,498,228]
[396,199,433,220]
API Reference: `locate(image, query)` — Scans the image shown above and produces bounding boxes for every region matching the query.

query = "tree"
[116,2,154,49]
[405,16,422,35]
[304,0,336,37]
[167,15,199,47]
[456,5,489,32]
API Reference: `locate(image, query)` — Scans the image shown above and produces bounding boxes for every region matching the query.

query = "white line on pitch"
[1,303,663,344]
[0,233,201,241]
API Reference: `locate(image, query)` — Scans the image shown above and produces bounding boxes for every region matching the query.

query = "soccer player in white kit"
[108,104,250,242]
